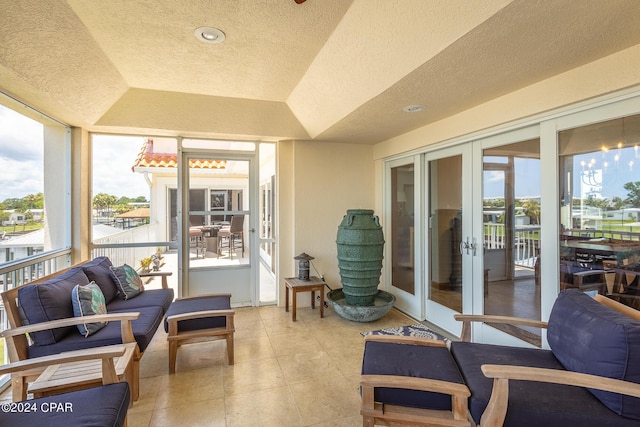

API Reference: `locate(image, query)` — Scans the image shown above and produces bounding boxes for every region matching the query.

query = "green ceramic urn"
[336,209,385,306]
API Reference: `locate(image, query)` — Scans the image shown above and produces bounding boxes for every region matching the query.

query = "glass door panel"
[559,113,640,310]
[387,158,421,317]
[429,155,463,312]
[181,143,256,306]
[482,139,542,346]
[426,145,472,336]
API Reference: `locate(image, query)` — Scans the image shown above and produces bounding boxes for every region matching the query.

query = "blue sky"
[0,104,149,200]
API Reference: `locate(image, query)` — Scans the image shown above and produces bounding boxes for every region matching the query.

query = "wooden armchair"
[0,312,140,402]
[474,295,640,426]
[480,364,640,427]
[360,293,640,427]
[360,335,472,427]
[0,346,130,426]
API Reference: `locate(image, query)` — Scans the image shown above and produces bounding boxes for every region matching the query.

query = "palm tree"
[523,200,541,225]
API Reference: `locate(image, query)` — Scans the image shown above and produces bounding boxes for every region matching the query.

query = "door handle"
[460,237,478,256]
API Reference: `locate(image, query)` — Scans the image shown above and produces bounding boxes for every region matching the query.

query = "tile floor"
[0,305,420,426]
[128,305,417,426]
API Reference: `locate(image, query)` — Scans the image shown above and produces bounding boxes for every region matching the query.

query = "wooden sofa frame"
[361,294,640,427]
[0,262,170,402]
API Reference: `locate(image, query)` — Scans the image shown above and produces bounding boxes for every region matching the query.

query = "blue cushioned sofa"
[361,290,640,427]
[1,256,174,401]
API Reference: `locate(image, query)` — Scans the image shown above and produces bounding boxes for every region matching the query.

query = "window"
[0,100,70,265]
[559,113,640,308]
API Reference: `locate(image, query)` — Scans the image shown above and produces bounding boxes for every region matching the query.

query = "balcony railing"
[484,223,540,269]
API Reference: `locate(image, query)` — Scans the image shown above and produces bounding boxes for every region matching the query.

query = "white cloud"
[92,135,150,199]
[0,104,151,201]
[0,106,44,200]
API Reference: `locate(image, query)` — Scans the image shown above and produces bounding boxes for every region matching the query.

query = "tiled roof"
[132,139,226,171]
[116,208,150,218]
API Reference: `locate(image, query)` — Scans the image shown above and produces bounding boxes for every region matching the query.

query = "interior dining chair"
[218,215,244,258]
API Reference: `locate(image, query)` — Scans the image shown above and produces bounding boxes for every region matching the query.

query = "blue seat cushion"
[108,288,174,313]
[451,341,639,427]
[361,340,464,411]
[548,289,640,420]
[0,382,129,427]
[164,296,230,333]
[27,306,163,358]
[81,257,119,304]
[18,267,90,345]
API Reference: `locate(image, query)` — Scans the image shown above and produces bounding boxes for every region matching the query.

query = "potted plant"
[139,256,153,273]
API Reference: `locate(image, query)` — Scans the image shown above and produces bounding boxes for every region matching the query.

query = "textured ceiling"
[1,0,640,144]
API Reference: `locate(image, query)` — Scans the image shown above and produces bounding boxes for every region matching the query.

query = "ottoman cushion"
[164,296,231,333]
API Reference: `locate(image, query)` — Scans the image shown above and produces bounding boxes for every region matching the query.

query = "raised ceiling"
[1,0,640,143]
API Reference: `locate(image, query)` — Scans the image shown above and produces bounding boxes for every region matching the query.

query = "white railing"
[0,248,72,294]
[484,223,540,268]
[92,223,175,267]
[0,248,73,385]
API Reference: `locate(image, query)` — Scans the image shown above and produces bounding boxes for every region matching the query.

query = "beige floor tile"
[326,342,366,377]
[263,316,311,336]
[310,415,363,427]
[129,375,163,414]
[140,349,170,379]
[225,385,303,427]
[154,366,224,409]
[172,340,227,371]
[277,350,341,384]
[234,334,277,363]
[128,409,153,427]
[149,398,226,427]
[289,375,362,425]
[223,356,286,395]
[269,330,322,356]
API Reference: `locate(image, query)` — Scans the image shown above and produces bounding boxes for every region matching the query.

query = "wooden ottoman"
[164,294,235,374]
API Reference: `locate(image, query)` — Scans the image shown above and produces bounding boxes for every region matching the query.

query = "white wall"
[278,140,375,305]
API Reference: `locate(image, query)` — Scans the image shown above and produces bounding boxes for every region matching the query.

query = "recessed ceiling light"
[403,104,425,113]
[194,27,226,44]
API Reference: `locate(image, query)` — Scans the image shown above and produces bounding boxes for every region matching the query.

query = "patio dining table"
[560,238,640,266]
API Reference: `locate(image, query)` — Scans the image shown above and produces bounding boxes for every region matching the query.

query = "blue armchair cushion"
[17,267,90,345]
[0,382,130,427]
[109,264,143,300]
[82,256,118,304]
[71,282,107,337]
[451,341,639,427]
[361,340,464,411]
[548,289,640,420]
[163,296,229,333]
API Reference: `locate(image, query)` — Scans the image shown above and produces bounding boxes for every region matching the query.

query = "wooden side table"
[285,276,326,321]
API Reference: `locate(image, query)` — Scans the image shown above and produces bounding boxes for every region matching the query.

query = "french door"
[425,144,473,336]
[422,127,542,345]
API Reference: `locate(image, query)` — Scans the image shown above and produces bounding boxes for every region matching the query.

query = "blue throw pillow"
[109,264,144,300]
[71,282,107,337]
